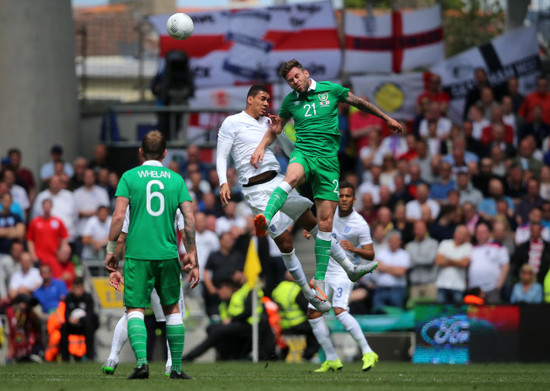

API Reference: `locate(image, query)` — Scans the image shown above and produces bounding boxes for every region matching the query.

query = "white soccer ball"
[166,13,194,40]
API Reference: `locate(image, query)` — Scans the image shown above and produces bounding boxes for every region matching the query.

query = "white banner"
[350,72,425,120]
[149,1,341,87]
[344,4,444,74]
[431,26,541,124]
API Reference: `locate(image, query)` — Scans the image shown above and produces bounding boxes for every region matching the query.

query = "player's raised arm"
[345,92,403,134]
[250,114,288,168]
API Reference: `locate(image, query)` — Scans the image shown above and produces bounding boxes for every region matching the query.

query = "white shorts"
[151,284,185,321]
[242,173,313,239]
[308,273,353,312]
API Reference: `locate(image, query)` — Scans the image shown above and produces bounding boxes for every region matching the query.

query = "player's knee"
[333,307,346,316]
[278,242,293,253]
[317,219,333,232]
[307,309,323,319]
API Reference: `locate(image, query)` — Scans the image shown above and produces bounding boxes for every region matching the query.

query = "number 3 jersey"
[326,207,373,278]
[279,79,349,158]
[116,160,192,260]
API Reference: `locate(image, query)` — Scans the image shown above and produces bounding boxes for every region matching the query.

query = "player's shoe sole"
[362,352,379,371]
[309,295,331,313]
[101,359,118,375]
[309,279,328,302]
[314,358,344,373]
[127,364,149,379]
[170,370,192,380]
[253,214,268,238]
[348,261,379,283]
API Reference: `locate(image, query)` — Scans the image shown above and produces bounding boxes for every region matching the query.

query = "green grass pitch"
[1,361,549,391]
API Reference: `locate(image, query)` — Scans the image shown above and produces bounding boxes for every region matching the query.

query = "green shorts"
[289,150,340,202]
[123,257,181,309]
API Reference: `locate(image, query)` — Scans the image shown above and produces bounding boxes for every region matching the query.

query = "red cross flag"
[344,4,444,74]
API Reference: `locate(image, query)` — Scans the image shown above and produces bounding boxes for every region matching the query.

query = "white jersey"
[217,110,312,239]
[326,208,373,277]
[217,111,280,186]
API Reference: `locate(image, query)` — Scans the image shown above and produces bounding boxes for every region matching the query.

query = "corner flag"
[244,237,262,288]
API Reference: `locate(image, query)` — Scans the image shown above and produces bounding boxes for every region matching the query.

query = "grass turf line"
[0,361,549,391]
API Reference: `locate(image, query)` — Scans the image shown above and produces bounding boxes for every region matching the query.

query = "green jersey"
[279,80,349,158]
[115,160,192,260]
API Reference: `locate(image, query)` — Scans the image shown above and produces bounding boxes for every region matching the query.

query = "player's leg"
[308,155,339,295]
[102,312,128,374]
[255,161,306,236]
[124,257,154,379]
[157,258,190,380]
[297,211,378,282]
[150,288,172,375]
[308,309,342,372]
[310,199,337,293]
[330,281,377,371]
[273,230,330,313]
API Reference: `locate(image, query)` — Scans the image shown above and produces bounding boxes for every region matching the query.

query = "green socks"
[314,231,332,280]
[166,314,185,373]
[265,184,290,222]
[128,314,148,366]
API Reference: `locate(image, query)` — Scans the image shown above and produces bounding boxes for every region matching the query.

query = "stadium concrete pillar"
[0,0,79,180]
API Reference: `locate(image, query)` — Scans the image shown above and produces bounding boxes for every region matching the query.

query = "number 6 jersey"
[115,160,192,260]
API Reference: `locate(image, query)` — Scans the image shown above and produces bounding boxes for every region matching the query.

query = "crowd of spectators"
[1,70,549,362]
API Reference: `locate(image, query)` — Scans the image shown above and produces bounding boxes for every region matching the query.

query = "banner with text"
[430,26,540,124]
[149,1,341,88]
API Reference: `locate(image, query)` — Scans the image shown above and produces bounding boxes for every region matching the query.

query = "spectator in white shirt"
[468,222,510,304]
[406,183,440,223]
[8,252,42,299]
[81,205,112,260]
[1,167,30,220]
[435,225,472,304]
[372,231,410,313]
[73,169,110,239]
[419,101,453,139]
[215,201,246,236]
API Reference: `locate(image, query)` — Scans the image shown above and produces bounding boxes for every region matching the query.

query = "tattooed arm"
[179,200,199,288]
[346,92,403,134]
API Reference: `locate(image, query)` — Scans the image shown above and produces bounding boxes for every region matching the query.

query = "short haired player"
[305,182,379,372]
[216,85,377,314]
[251,59,402,303]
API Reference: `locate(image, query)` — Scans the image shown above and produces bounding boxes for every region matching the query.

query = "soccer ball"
[166,13,194,40]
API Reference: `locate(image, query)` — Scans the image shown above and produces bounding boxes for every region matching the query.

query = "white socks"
[281,249,313,300]
[107,311,176,368]
[336,311,372,355]
[108,313,128,363]
[279,181,292,194]
[308,225,355,274]
[309,316,338,361]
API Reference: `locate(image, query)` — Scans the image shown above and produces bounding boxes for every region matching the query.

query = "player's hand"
[302,229,312,239]
[267,113,283,133]
[339,239,354,251]
[109,270,124,291]
[220,183,231,207]
[105,253,118,273]
[250,147,265,169]
[386,118,403,134]
[187,266,200,289]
